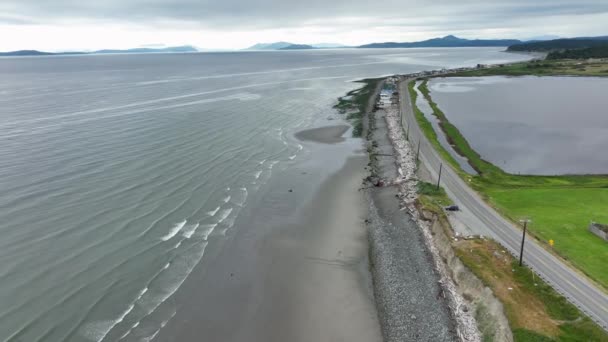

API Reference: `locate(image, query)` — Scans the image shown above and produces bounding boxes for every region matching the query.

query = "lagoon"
[428,76,608,175]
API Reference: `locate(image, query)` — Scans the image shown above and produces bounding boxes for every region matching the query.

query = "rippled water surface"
[428,76,608,175]
[0,48,530,341]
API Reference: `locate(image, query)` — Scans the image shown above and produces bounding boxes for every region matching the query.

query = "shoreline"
[157,123,383,342]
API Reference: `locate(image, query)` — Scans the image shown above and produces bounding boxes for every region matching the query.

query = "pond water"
[428,76,608,175]
[414,81,477,174]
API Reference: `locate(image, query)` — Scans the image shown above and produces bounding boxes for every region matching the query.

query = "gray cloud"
[1,0,607,37]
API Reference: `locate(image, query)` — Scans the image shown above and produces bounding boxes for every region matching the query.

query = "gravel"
[366,107,457,342]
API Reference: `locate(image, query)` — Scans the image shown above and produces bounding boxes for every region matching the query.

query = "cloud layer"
[1,0,607,50]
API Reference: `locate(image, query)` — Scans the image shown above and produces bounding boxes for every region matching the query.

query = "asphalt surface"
[398,79,608,331]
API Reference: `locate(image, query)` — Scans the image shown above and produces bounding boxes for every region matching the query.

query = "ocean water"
[428,76,608,175]
[0,48,530,341]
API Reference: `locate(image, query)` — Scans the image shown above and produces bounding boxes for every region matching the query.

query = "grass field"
[450,59,608,77]
[416,185,608,341]
[455,239,608,342]
[409,74,608,290]
[486,187,608,287]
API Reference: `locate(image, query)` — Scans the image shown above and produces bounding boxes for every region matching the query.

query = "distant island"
[0,45,198,57]
[507,37,608,52]
[357,35,522,48]
[245,42,348,50]
[279,44,315,50]
[0,50,85,56]
[93,46,197,54]
[245,42,294,50]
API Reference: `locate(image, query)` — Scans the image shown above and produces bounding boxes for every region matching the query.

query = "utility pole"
[519,219,531,266]
[436,163,443,190]
[416,138,421,161]
[406,123,410,141]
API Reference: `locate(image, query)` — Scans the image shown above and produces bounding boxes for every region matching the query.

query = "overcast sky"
[1,0,607,51]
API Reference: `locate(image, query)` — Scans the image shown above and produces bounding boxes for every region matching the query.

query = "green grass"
[416,182,452,216]
[486,187,608,287]
[334,78,381,137]
[454,239,608,342]
[407,81,463,173]
[408,78,608,290]
[450,59,608,77]
[508,258,608,342]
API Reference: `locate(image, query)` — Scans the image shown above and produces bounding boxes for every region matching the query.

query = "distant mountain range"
[93,46,197,54]
[507,36,608,52]
[357,35,522,48]
[246,35,568,51]
[0,45,198,57]
[245,42,348,50]
[6,35,608,57]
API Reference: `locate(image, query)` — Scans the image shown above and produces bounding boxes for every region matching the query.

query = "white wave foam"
[206,206,220,216]
[181,223,199,239]
[198,224,217,240]
[141,329,160,342]
[139,310,175,342]
[85,303,135,342]
[160,220,186,241]
[136,288,148,301]
[223,195,231,203]
[289,155,296,160]
[174,241,182,248]
[268,161,279,169]
[254,170,262,179]
[259,159,266,165]
[163,262,170,270]
[297,144,303,151]
[142,242,209,318]
[118,320,140,340]
[233,187,248,207]
[81,320,114,341]
[216,208,233,223]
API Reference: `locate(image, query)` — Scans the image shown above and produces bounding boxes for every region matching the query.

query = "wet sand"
[295,125,350,144]
[157,125,381,342]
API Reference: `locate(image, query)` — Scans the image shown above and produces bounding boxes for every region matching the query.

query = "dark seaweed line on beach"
[334,78,382,137]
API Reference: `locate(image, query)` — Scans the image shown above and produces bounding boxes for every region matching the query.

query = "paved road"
[398,79,608,330]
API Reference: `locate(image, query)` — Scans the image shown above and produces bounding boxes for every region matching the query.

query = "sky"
[1,0,607,51]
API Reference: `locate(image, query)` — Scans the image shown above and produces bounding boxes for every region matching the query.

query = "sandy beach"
[157,124,382,341]
[294,124,350,144]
